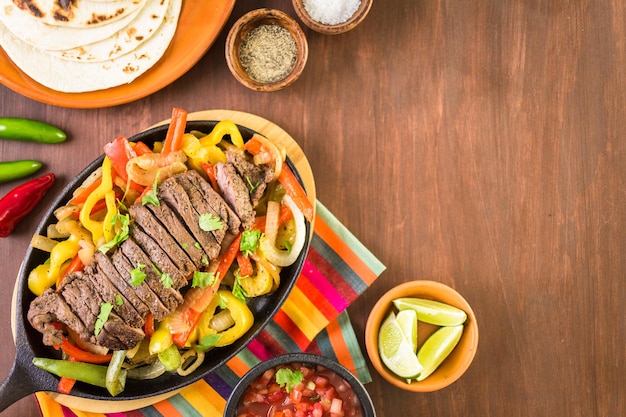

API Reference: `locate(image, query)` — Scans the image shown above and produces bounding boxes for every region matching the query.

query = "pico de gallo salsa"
[236,362,364,417]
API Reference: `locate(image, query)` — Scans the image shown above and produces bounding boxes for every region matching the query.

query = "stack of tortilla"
[0,0,182,93]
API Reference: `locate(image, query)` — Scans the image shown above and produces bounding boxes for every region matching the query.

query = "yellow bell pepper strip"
[171,232,242,347]
[28,263,52,296]
[181,133,227,171]
[201,120,244,149]
[212,290,254,347]
[236,261,274,297]
[149,317,174,355]
[102,190,118,243]
[47,234,80,288]
[162,107,188,155]
[79,157,114,245]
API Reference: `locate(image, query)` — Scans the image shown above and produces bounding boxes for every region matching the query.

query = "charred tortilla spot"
[87,8,126,25]
[14,0,45,18]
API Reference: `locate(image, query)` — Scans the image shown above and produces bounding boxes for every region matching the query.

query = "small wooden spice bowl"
[225,8,308,92]
[292,0,373,35]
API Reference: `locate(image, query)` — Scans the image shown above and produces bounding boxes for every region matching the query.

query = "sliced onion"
[177,348,205,376]
[250,134,283,178]
[31,234,58,252]
[210,310,235,332]
[78,239,95,266]
[53,204,80,222]
[260,194,306,267]
[249,251,281,286]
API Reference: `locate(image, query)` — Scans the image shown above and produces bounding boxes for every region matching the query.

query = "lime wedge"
[396,309,418,353]
[393,297,467,326]
[416,324,464,381]
[378,311,423,381]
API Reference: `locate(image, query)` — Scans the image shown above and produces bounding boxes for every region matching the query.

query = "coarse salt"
[303,0,361,26]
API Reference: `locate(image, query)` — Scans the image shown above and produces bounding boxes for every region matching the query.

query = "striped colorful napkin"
[35,201,385,417]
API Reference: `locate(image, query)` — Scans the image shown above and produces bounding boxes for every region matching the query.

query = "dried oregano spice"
[239,24,298,84]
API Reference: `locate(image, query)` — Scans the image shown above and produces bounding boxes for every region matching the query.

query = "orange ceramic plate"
[0,0,236,109]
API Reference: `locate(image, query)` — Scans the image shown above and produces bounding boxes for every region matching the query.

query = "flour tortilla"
[0,3,142,50]
[3,0,147,28]
[45,0,170,62]
[0,0,181,92]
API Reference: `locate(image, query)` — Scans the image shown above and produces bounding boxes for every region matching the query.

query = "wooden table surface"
[1,1,624,416]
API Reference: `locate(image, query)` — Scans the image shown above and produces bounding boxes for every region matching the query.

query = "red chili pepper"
[0,173,55,237]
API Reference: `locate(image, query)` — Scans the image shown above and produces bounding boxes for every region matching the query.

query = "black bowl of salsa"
[224,353,376,417]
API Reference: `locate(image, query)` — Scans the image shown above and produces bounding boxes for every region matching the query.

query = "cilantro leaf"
[240,229,261,257]
[275,368,304,392]
[199,213,224,232]
[192,271,216,288]
[161,272,174,288]
[142,171,161,207]
[98,213,130,253]
[246,176,260,193]
[232,273,248,302]
[94,302,113,336]
[196,334,222,351]
[115,294,124,306]
[130,263,147,286]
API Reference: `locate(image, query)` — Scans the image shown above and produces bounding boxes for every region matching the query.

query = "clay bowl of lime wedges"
[365,280,478,392]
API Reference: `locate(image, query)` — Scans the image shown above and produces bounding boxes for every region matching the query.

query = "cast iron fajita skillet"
[0,120,312,412]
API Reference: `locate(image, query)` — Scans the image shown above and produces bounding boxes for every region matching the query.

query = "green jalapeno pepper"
[0,117,67,144]
[0,160,42,184]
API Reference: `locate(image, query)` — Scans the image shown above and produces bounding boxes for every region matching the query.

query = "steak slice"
[215,162,256,229]
[111,249,170,321]
[158,177,221,259]
[227,150,275,207]
[145,200,205,269]
[58,272,102,338]
[97,313,145,351]
[130,204,196,278]
[129,226,188,287]
[94,251,150,320]
[27,289,90,347]
[174,173,227,245]
[82,264,144,328]
[119,238,183,310]
[180,170,241,233]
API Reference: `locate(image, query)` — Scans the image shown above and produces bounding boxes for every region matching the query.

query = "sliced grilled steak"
[226,150,275,207]
[145,200,205,269]
[215,162,256,229]
[180,170,241,233]
[58,272,103,337]
[174,173,227,244]
[129,226,188,287]
[130,204,196,278]
[27,289,90,347]
[158,177,221,259]
[97,313,145,351]
[111,249,170,321]
[119,238,183,310]
[82,264,144,328]
[94,250,151,319]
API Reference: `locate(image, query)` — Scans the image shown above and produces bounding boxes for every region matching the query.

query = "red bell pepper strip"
[162,107,188,155]
[0,173,55,237]
[252,204,293,231]
[103,136,144,192]
[171,233,242,347]
[70,177,102,205]
[236,252,253,277]
[57,337,113,364]
[57,254,85,288]
[132,141,153,156]
[143,314,155,338]
[277,164,314,222]
[58,357,77,394]
[200,162,219,192]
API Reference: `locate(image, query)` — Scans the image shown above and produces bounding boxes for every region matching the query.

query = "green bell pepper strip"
[0,117,67,144]
[0,160,42,184]
[105,350,128,396]
[32,357,108,388]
